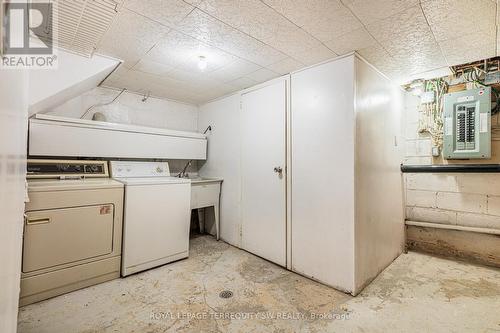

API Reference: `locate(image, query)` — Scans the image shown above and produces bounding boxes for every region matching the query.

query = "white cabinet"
[290,54,404,295]
[28,114,207,160]
[197,54,404,295]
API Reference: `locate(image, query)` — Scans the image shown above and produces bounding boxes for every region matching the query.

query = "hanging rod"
[401,164,500,173]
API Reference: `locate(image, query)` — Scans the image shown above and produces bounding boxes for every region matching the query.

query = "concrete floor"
[18,235,500,333]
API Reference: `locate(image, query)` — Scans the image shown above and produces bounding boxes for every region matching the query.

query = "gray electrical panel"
[443,87,491,159]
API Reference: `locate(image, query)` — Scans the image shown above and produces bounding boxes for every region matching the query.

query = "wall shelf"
[29,114,207,160]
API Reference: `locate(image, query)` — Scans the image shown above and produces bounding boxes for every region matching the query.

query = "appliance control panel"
[109,161,171,178]
[27,160,109,179]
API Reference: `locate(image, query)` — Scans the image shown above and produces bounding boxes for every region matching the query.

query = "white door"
[241,80,287,266]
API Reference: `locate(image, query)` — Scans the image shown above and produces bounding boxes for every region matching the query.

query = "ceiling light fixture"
[198,56,207,71]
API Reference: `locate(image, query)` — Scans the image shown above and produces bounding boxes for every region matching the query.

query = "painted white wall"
[354,57,405,293]
[198,93,242,247]
[29,49,119,115]
[290,56,356,293]
[48,87,199,132]
[0,69,29,332]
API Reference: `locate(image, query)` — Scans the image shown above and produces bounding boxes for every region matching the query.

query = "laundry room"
[1,1,499,332]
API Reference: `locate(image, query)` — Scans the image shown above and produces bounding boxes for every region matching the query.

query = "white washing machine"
[109,161,191,276]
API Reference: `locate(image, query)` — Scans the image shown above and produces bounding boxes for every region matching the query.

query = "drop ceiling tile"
[176,9,288,66]
[132,59,174,76]
[342,0,419,24]
[292,44,337,66]
[263,0,362,41]
[366,5,432,44]
[205,82,238,95]
[145,30,236,71]
[227,77,258,90]
[198,0,291,42]
[244,68,280,82]
[166,68,232,86]
[365,5,450,77]
[421,0,496,42]
[196,85,239,103]
[198,0,325,57]
[357,43,396,73]
[266,57,303,74]
[263,24,327,58]
[209,58,262,82]
[439,31,496,66]
[383,34,447,74]
[123,0,194,28]
[97,8,170,68]
[324,27,376,55]
[183,0,204,6]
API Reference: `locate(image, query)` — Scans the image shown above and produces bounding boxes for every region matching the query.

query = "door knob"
[273,166,283,174]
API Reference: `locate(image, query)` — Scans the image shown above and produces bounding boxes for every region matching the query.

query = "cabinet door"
[241,80,287,266]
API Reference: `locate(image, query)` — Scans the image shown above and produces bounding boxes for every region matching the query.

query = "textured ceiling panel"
[440,31,497,66]
[91,0,500,104]
[96,8,170,67]
[421,0,496,42]
[123,0,194,28]
[209,58,262,83]
[324,27,376,56]
[263,0,362,41]
[133,59,174,76]
[145,30,237,72]
[265,57,303,75]
[176,9,287,66]
[342,0,419,24]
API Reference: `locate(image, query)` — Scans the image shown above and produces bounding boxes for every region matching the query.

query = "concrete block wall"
[403,92,500,266]
[405,173,500,230]
[404,93,500,232]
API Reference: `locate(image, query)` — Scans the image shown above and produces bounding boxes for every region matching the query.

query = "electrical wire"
[80,88,126,119]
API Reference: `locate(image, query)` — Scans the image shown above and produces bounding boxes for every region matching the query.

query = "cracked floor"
[18,235,500,333]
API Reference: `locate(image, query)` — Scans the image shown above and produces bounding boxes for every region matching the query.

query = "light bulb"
[198,56,207,71]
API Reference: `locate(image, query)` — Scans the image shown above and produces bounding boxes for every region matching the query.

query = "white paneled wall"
[0,69,29,332]
[47,87,199,132]
[404,93,500,232]
[198,93,242,246]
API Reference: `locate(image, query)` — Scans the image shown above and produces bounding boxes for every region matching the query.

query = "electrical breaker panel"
[443,87,491,159]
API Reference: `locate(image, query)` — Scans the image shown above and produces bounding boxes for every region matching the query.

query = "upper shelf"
[31,114,206,139]
[29,114,207,160]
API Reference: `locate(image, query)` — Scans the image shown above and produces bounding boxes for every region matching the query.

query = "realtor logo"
[1,1,57,68]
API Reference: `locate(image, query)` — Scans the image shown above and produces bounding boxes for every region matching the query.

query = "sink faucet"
[177,160,192,178]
